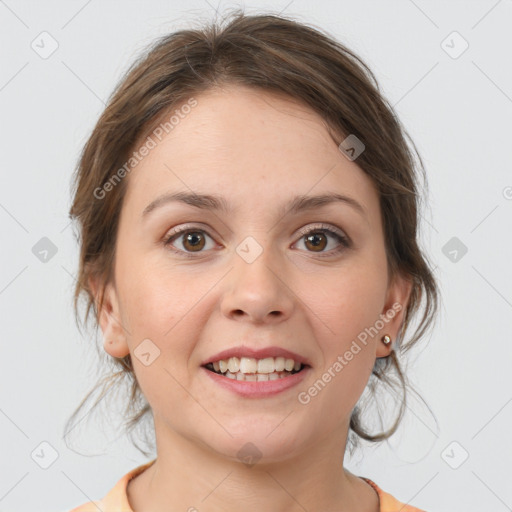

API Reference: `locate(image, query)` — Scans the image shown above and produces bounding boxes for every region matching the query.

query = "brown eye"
[182,231,206,252]
[164,228,216,257]
[294,224,350,257]
[304,232,327,252]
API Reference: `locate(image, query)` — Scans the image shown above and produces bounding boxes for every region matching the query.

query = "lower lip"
[201,366,311,398]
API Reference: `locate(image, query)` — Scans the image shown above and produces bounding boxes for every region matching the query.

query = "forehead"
[164,86,335,157]
[123,85,378,222]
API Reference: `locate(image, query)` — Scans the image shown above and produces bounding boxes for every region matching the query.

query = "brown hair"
[64,8,439,457]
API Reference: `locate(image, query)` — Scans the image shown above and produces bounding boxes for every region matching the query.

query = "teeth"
[227,357,240,373]
[239,357,258,373]
[274,357,285,371]
[221,370,293,381]
[209,356,304,375]
[257,357,274,373]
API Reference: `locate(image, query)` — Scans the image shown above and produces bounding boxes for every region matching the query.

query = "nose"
[220,239,295,325]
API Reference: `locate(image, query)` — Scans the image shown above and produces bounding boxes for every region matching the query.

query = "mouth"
[202,356,309,382]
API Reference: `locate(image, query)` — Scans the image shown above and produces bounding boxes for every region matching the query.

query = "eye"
[163,226,217,257]
[293,223,350,256]
[163,223,350,258]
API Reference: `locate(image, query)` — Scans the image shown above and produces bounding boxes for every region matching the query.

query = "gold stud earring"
[381,334,392,345]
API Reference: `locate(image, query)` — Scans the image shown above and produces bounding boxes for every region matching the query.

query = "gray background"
[1,1,511,511]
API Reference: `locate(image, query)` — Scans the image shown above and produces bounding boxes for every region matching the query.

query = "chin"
[204,420,308,466]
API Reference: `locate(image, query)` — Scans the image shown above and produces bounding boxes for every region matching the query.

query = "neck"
[127,420,379,512]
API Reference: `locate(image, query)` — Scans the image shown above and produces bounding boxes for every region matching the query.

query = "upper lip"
[201,345,311,367]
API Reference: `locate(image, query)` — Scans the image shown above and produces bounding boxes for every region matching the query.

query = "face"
[94,85,411,463]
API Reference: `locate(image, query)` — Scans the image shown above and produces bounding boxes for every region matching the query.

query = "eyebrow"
[141,191,367,219]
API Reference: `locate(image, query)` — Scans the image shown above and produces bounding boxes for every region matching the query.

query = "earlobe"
[102,321,130,359]
[89,276,130,359]
[376,272,413,358]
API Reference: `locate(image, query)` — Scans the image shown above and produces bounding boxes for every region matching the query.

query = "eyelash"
[163,223,350,259]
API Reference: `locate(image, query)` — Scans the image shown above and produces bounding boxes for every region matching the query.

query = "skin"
[91,84,412,512]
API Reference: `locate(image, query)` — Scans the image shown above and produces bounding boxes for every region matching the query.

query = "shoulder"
[361,477,427,512]
[66,459,157,512]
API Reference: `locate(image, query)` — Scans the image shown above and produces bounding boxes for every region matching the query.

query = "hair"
[64,7,440,458]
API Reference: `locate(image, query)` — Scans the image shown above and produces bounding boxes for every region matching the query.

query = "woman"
[66,9,438,512]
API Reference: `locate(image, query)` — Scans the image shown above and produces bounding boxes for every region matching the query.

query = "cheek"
[117,247,192,327]
[309,262,387,339]
[117,256,212,362]
[304,264,387,404]
[307,268,386,419]
[119,270,173,332]
[117,266,199,404]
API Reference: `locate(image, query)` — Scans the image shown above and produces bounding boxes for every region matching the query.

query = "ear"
[375,271,413,358]
[89,274,130,359]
